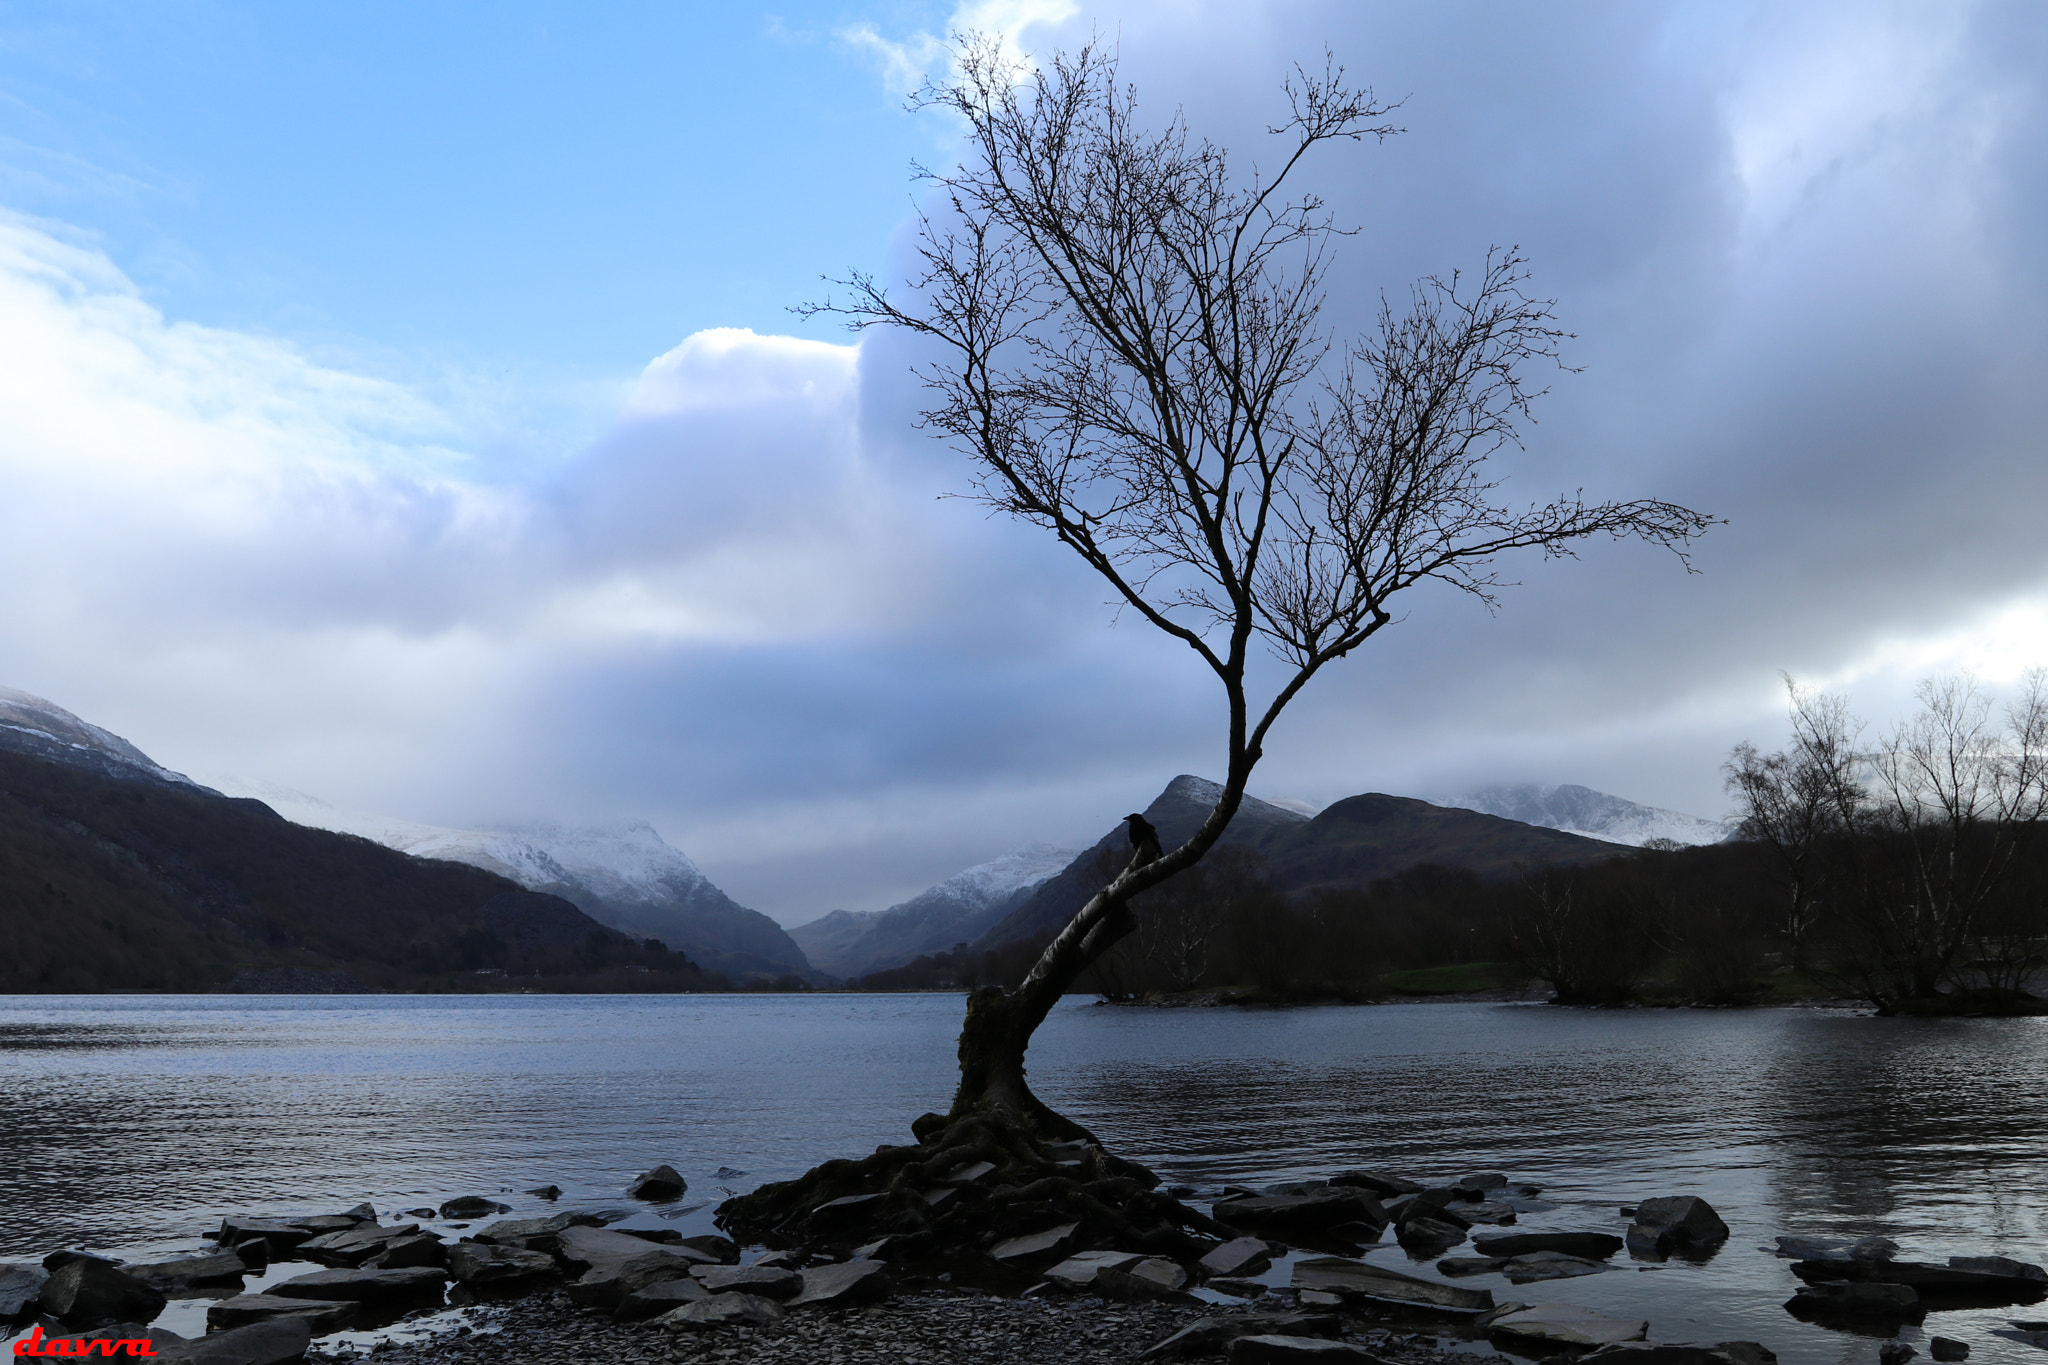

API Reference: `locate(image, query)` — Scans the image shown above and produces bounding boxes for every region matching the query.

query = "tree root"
[715,1109,1228,1271]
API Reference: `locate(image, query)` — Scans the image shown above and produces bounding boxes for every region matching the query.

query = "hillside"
[1442,782,1735,847]
[0,745,720,993]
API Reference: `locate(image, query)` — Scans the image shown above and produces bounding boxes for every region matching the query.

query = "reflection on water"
[1,996,2044,1365]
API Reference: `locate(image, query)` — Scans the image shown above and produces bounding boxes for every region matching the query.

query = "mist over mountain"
[790,843,1080,979]
[1441,782,1735,848]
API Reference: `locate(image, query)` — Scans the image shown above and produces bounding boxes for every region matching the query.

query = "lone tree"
[721,39,1713,1251]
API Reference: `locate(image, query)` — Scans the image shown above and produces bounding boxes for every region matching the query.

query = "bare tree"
[793,38,1717,1134]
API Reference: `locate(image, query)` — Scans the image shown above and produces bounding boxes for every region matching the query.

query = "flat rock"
[474,1212,604,1249]
[1453,1201,1519,1225]
[788,1259,890,1308]
[446,1242,555,1285]
[1774,1236,1897,1262]
[0,1263,50,1318]
[1217,1189,1387,1235]
[1202,1237,1275,1279]
[1397,1217,1468,1255]
[267,1267,447,1303]
[362,1235,445,1270]
[1582,1342,1779,1365]
[659,1292,784,1330]
[556,1226,713,1273]
[675,1235,739,1266]
[1490,1304,1650,1347]
[1330,1171,1423,1198]
[1627,1197,1729,1256]
[1140,1312,1341,1361]
[1785,1282,1922,1317]
[628,1165,688,1201]
[1095,1259,1190,1300]
[616,1278,710,1321]
[157,1316,314,1365]
[567,1250,714,1309]
[1952,1256,2047,1284]
[40,1260,168,1328]
[299,1223,420,1268]
[216,1220,313,1258]
[129,1253,248,1295]
[1503,1252,1612,1283]
[1047,1251,1147,1287]
[436,1197,510,1219]
[1791,1260,2046,1298]
[692,1265,800,1299]
[992,1223,1080,1263]
[1475,1233,1624,1259]
[1928,1338,1969,1361]
[206,1293,358,1333]
[1292,1257,1493,1313]
[1228,1335,1380,1364]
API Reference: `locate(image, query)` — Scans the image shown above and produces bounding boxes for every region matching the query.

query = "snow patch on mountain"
[0,687,215,792]
[915,843,1082,910]
[1441,782,1735,847]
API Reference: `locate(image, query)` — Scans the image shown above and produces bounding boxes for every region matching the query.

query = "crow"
[1124,813,1161,863]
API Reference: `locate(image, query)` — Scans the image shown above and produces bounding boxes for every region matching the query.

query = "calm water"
[2,996,2045,1365]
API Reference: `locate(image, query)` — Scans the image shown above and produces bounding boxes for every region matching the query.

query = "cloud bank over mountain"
[4,1,2048,917]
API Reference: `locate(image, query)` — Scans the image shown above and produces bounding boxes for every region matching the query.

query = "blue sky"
[4,1,2047,921]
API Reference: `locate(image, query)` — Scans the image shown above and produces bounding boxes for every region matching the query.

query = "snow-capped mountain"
[1440,782,1735,847]
[205,780,816,981]
[0,687,218,794]
[790,842,1080,979]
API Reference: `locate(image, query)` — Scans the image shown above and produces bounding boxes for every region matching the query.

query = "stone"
[205,1293,358,1333]
[400,1209,438,1220]
[128,1253,248,1295]
[1952,1256,2047,1283]
[1582,1343,1779,1365]
[1438,1257,1508,1277]
[1046,1251,1148,1287]
[1227,1336,1380,1364]
[1387,1190,1472,1230]
[1396,1217,1468,1255]
[445,1242,556,1285]
[217,1220,313,1258]
[156,1317,314,1365]
[1330,1170,1424,1198]
[1475,1232,1625,1259]
[341,1204,376,1222]
[658,1292,783,1330]
[616,1277,711,1321]
[1217,1189,1388,1236]
[1627,1197,1730,1256]
[1209,1278,1270,1298]
[298,1222,421,1268]
[676,1235,739,1265]
[787,1259,890,1308]
[287,1217,359,1235]
[473,1212,604,1249]
[556,1226,713,1273]
[1791,1259,2048,1297]
[1880,1344,1916,1365]
[1139,1312,1341,1360]
[1785,1282,1922,1317]
[1929,1337,1970,1361]
[1298,1291,1343,1309]
[1201,1237,1274,1279]
[436,1196,510,1219]
[1095,1258,1189,1300]
[0,1263,50,1319]
[566,1250,714,1309]
[1291,1257,1494,1313]
[266,1266,448,1303]
[1453,1173,1510,1197]
[692,1265,801,1299]
[230,1242,267,1273]
[361,1234,446,1270]
[991,1222,1080,1262]
[628,1165,688,1201]
[39,1260,168,1328]
[1501,1251,1612,1283]
[938,1159,998,1185]
[1452,1200,1519,1225]
[524,1186,561,1201]
[1489,1304,1650,1347]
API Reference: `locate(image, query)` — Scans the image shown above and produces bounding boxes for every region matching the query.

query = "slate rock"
[1582,1342,1779,1365]
[1475,1232,1624,1259]
[267,1266,447,1303]
[1453,1173,1510,1197]
[659,1292,784,1330]
[1140,1313,1341,1361]
[1227,1336,1379,1364]
[616,1277,711,1321]
[43,1252,120,1271]
[991,1223,1080,1262]
[628,1165,688,1201]
[1095,1259,1190,1300]
[1209,1278,1271,1298]
[1438,1257,1508,1277]
[0,1263,50,1319]
[1453,1200,1519,1225]
[1218,1189,1388,1235]
[230,1242,268,1273]
[1201,1237,1275,1279]
[1396,1217,1468,1255]
[1489,1304,1650,1347]
[1503,1251,1611,1283]
[40,1260,168,1328]
[788,1259,890,1308]
[1785,1282,1922,1317]
[446,1242,556,1286]
[474,1212,604,1249]
[1880,1344,1916,1365]
[693,1265,801,1299]
[217,1220,313,1258]
[524,1186,562,1201]
[1929,1338,1969,1361]
[288,1217,360,1236]
[556,1226,713,1273]
[676,1235,739,1266]
[1952,1256,2047,1284]
[206,1293,358,1333]
[129,1253,248,1295]
[1046,1252,1147,1287]
[1330,1170,1423,1198]
[299,1223,421,1268]
[1627,1197,1729,1256]
[157,1316,313,1365]
[566,1251,712,1309]
[361,1235,446,1270]
[437,1197,510,1219]
[1291,1257,1493,1313]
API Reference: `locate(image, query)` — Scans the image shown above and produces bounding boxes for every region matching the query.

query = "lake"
[2,995,2044,1364]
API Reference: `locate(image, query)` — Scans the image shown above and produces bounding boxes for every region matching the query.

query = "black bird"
[1124,813,1161,862]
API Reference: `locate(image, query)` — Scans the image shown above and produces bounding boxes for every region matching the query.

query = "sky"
[2,0,2046,923]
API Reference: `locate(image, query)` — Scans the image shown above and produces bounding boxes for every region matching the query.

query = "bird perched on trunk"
[1124,812,1162,866]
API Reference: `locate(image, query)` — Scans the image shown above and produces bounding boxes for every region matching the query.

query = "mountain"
[791,843,1081,978]
[210,782,816,983]
[1442,782,1736,847]
[0,693,704,992]
[970,776,1310,952]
